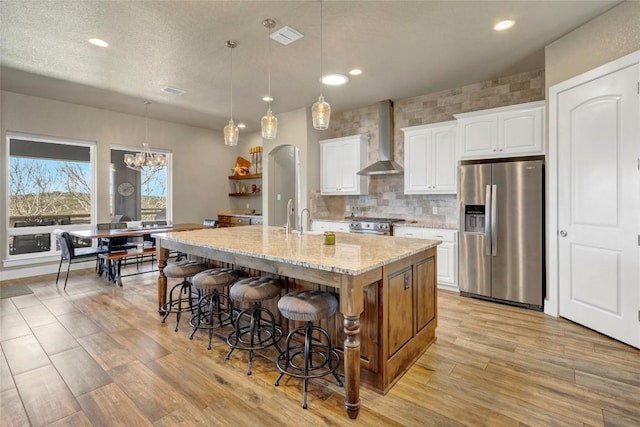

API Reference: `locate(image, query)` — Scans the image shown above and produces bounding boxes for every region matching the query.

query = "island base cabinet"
[333,248,437,393]
[245,246,437,395]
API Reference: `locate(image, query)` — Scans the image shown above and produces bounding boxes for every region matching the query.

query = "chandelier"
[124,101,166,171]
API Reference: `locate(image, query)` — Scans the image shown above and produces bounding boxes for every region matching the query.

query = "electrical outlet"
[432,206,438,215]
[246,203,250,209]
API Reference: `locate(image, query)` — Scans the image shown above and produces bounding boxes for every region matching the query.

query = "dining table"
[69,223,207,285]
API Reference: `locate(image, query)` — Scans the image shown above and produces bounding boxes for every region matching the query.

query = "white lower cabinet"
[310,220,350,233]
[394,226,458,290]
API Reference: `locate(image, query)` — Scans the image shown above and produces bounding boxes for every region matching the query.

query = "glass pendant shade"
[224,119,239,146]
[312,94,331,130]
[261,109,278,139]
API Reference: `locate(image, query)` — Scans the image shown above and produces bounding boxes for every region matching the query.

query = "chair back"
[54,230,75,260]
[203,219,218,227]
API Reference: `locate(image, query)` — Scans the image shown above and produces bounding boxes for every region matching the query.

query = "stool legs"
[161,278,197,332]
[225,302,283,375]
[274,321,343,409]
[189,289,233,350]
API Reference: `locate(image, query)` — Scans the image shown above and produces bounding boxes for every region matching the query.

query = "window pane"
[7,136,94,257]
[9,140,92,226]
[111,148,169,221]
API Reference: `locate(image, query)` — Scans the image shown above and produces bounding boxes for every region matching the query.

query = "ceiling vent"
[161,86,186,96]
[270,26,304,45]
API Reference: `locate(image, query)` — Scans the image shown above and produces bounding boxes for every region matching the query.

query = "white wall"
[545,1,640,88]
[1,91,237,279]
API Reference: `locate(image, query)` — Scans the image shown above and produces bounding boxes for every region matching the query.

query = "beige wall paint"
[1,91,236,278]
[545,1,640,89]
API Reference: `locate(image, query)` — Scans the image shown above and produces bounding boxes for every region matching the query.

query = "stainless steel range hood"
[357,100,404,176]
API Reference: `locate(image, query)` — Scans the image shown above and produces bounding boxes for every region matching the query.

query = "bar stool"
[189,268,239,350]
[225,276,283,375]
[274,290,343,409]
[161,260,208,331]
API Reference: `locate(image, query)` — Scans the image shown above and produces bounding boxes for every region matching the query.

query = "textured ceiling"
[0,1,620,132]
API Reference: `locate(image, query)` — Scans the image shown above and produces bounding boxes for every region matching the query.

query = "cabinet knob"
[560,230,567,237]
[493,149,497,152]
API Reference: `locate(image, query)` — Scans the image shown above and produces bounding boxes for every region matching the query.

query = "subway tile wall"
[311,69,545,226]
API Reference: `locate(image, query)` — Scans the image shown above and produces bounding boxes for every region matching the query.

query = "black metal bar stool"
[225,276,283,375]
[161,260,208,331]
[274,290,343,409]
[189,268,239,350]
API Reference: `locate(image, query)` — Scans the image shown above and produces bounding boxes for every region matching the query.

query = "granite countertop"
[153,225,439,275]
[395,220,458,230]
[217,209,262,218]
[311,217,457,230]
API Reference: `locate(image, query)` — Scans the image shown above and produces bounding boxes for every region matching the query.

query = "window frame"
[4,132,97,267]
[110,144,173,223]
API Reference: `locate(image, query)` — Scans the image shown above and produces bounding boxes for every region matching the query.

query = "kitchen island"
[153,225,440,419]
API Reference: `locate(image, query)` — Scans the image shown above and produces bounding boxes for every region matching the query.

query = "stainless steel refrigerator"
[459,159,544,311]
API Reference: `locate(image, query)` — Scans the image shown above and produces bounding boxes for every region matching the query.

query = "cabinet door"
[387,267,413,356]
[337,138,360,193]
[458,116,497,159]
[436,243,456,285]
[321,142,342,193]
[415,254,436,332]
[499,107,543,155]
[404,131,431,194]
[431,124,457,193]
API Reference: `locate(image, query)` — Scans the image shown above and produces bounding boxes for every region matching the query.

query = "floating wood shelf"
[228,174,262,180]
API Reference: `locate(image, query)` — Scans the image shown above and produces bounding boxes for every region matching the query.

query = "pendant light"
[311,0,330,130]
[261,19,278,139]
[224,40,239,146]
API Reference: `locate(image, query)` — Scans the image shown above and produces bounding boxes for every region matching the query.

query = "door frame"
[547,49,640,317]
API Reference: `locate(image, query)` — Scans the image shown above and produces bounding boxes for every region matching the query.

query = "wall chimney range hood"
[357,100,403,176]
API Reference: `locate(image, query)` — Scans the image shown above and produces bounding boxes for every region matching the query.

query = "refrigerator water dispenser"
[464,205,485,233]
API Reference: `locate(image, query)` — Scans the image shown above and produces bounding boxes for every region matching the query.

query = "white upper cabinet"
[402,121,457,194]
[455,101,544,160]
[320,135,369,195]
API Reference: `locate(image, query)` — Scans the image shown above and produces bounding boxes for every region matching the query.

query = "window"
[110,147,171,222]
[6,133,96,260]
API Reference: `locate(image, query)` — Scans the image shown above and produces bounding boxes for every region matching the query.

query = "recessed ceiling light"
[237,123,246,129]
[322,74,349,86]
[262,95,274,102]
[88,38,109,47]
[494,20,515,31]
[349,68,363,76]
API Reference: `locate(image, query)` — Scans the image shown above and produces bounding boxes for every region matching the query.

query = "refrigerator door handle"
[491,184,498,256]
[485,184,492,256]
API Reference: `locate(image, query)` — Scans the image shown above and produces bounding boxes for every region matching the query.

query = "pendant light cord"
[319,0,323,97]
[229,45,233,121]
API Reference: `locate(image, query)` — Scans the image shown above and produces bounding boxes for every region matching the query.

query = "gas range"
[348,217,406,236]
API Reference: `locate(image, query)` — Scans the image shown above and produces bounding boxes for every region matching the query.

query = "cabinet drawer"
[311,220,350,233]
[421,229,457,243]
[229,217,251,226]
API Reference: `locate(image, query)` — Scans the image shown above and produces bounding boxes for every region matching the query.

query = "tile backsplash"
[312,68,545,226]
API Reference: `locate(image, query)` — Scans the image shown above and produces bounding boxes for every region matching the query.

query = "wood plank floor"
[1,266,639,426]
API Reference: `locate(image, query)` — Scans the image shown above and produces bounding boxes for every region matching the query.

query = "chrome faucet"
[299,208,310,234]
[285,199,294,237]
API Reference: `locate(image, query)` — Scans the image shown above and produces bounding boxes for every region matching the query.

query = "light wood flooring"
[1,265,639,426]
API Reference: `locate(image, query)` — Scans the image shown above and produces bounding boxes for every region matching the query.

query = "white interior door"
[557,62,639,348]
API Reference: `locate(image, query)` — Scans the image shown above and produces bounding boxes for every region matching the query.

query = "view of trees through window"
[141,167,167,220]
[7,136,94,256]
[9,138,92,227]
